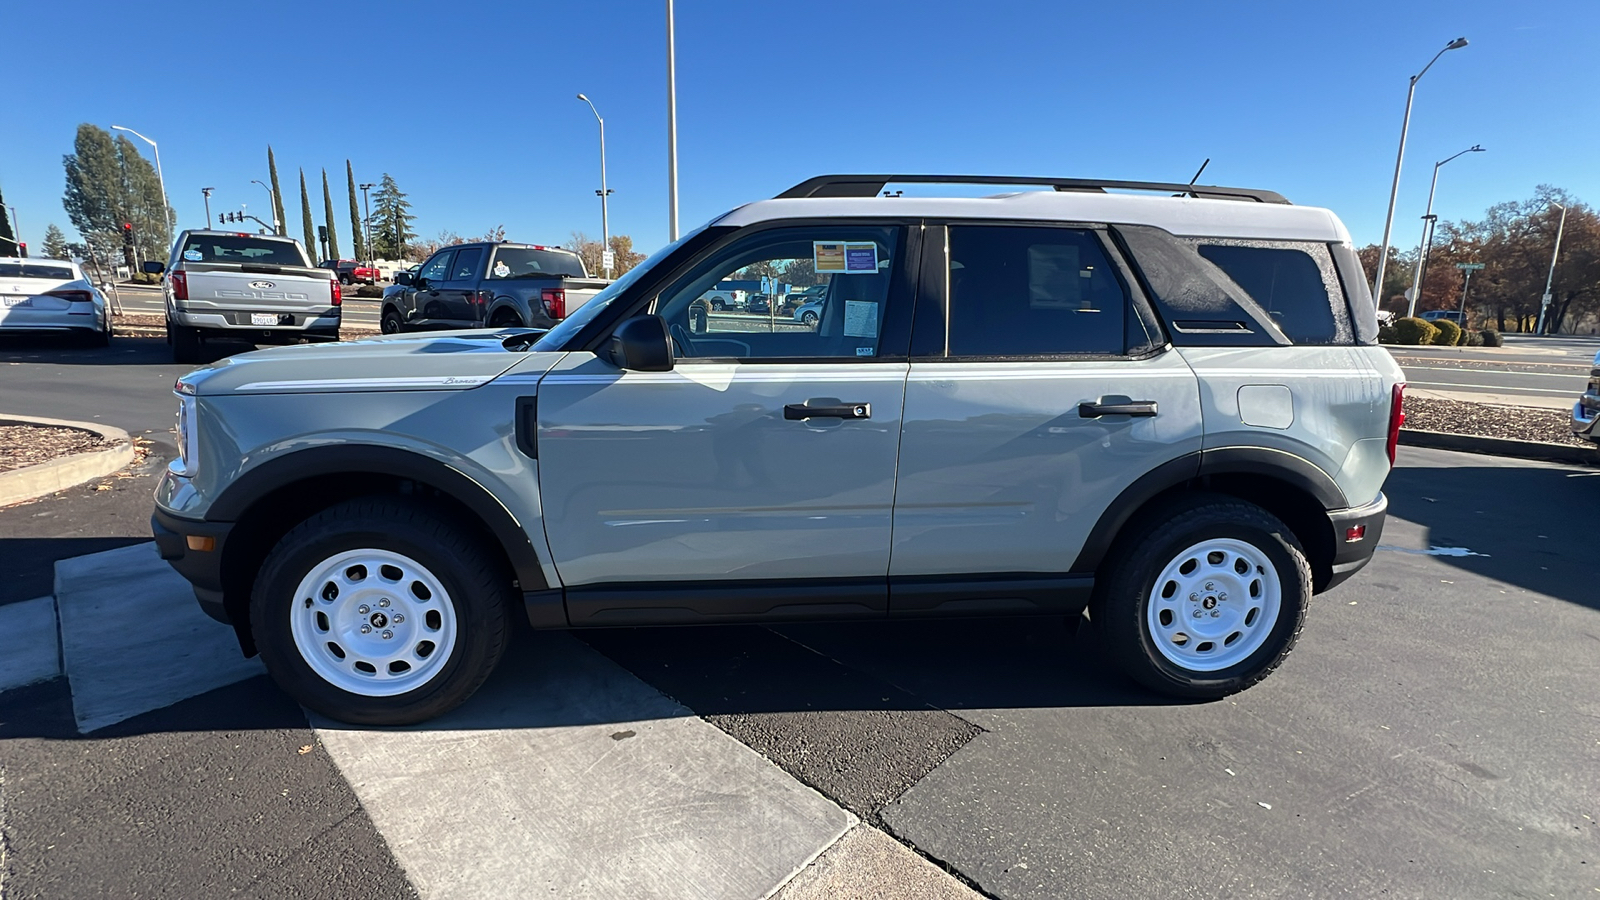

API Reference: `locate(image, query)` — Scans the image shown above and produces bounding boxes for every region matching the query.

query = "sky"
[3,0,1597,261]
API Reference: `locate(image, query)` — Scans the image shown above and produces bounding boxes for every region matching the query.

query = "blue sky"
[3,0,1596,259]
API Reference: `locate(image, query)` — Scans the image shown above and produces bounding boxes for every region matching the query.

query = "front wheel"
[1093,496,1310,699]
[250,498,514,725]
[380,308,403,334]
[801,311,819,326]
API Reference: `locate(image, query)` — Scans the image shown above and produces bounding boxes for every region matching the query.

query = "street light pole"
[666,0,680,241]
[359,183,374,263]
[1536,201,1568,335]
[1371,37,1469,304]
[1405,144,1483,318]
[576,94,613,278]
[201,187,214,228]
[110,125,170,249]
[250,179,277,230]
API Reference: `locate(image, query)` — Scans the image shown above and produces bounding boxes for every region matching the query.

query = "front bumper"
[1324,492,1388,591]
[151,507,235,625]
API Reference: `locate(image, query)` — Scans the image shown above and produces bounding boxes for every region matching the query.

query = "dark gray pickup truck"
[380,242,609,333]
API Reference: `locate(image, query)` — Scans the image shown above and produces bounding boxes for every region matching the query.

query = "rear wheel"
[250,498,513,725]
[489,309,523,328]
[170,322,202,363]
[1093,496,1310,699]
[338,274,351,285]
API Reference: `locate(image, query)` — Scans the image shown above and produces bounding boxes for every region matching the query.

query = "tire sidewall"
[252,514,497,724]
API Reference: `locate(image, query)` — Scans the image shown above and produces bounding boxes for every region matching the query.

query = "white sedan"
[0,258,112,345]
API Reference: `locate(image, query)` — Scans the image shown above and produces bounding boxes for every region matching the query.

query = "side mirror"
[142,260,165,275]
[394,272,414,286]
[609,314,674,372]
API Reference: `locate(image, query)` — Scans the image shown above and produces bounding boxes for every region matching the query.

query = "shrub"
[1392,317,1437,345]
[1464,330,1483,347]
[1431,319,1462,346]
[1480,329,1503,347]
[1377,323,1398,344]
[352,284,383,298]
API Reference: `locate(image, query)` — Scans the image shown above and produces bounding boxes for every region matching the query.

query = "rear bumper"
[1324,492,1387,590]
[173,310,340,331]
[151,508,234,624]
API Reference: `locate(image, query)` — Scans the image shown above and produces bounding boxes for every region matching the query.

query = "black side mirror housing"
[142,260,165,275]
[610,314,674,372]
[394,272,414,286]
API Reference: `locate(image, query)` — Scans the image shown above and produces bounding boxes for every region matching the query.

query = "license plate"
[2,295,27,307]
[251,313,279,326]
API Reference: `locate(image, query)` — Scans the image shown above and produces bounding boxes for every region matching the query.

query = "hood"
[182,329,549,396]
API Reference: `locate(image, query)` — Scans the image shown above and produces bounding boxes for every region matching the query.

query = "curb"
[1399,428,1599,466]
[0,414,136,507]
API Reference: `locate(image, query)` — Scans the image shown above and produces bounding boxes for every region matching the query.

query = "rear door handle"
[1079,400,1158,418]
[785,402,871,420]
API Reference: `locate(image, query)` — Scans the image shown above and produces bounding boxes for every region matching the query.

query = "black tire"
[489,309,523,328]
[711,299,725,311]
[86,323,112,347]
[250,498,514,725]
[380,308,403,334]
[1093,495,1311,700]
[339,274,351,285]
[801,311,819,326]
[170,322,202,363]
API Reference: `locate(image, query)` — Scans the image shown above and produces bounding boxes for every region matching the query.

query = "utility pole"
[1536,201,1568,335]
[359,183,375,263]
[666,0,680,241]
[1405,144,1484,318]
[201,187,214,228]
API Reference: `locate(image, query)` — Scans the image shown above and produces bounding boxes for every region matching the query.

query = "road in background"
[1391,334,1596,409]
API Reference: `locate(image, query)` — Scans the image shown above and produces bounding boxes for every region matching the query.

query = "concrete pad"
[312,632,855,900]
[55,542,262,733]
[773,825,981,900]
[0,596,60,692]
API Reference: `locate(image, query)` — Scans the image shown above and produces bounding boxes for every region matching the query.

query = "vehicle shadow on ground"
[0,537,152,605]
[1385,458,1597,611]
[0,333,246,367]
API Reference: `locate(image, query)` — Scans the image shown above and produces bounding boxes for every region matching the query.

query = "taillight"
[45,290,94,304]
[542,288,566,319]
[475,290,493,307]
[330,278,342,306]
[1386,383,1406,465]
[171,270,188,301]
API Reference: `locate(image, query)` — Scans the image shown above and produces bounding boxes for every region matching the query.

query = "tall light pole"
[1536,201,1568,335]
[1371,37,1469,304]
[110,125,170,248]
[666,0,680,241]
[576,93,613,278]
[1405,144,1483,317]
[201,187,214,227]
[250,179,278,230]
[359,183,375,262]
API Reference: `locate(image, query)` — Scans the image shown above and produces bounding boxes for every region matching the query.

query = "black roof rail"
[775,174,1290,205]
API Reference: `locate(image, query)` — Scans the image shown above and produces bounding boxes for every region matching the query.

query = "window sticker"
[843,300,879,337]
[855,346,875,356]
[183,249,204,261]
[815,241,880,274]
[492,261,511,277]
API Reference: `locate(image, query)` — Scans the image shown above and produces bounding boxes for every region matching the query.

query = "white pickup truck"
[147,230,341,363]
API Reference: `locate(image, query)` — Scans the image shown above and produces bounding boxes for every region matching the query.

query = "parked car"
[1420,310,1464,325]
[697,288,746,311]
[147,231,340,363]
[0,257,112,345]
[791,297,824,326]
[152,172,1400,725]
[318,259,380,285]
[1572,351,1600,444]
[381,243,608,333]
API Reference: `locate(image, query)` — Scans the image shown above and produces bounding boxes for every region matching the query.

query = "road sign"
[760,275,772,294]
[1456,263,1485,271]
[601,249,615,271]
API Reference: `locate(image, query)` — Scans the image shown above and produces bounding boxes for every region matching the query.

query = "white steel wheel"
[289,548,458,697]
[1145,538,1282,672]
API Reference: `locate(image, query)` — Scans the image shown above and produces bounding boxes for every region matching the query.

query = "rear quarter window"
[1191,240,1352,345]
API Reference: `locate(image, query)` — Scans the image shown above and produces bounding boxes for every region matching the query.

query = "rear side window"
[450,247,484,281]
[1193,241,1351,345]
[947,225,1130,356]
[179,235,306,267]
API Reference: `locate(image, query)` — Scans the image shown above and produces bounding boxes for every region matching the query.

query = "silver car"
[153,173,1403,725]
[0,258,112,345]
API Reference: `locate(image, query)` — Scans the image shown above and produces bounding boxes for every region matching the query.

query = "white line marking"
[1376,545,1490,557]
[1400,365,1585,379]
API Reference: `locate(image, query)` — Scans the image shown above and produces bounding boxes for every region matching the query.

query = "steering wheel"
[670,323,696,358]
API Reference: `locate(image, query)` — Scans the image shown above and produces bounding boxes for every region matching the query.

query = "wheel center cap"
[1202,596,1217,610]
[370,612,389,628]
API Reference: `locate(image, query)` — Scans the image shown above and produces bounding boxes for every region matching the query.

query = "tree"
[61,125,171,261]
[267,147,287,236]
[567,231,648,278]
[369,174,416,260]
[299,169,317,260]
[42,225,69,260]
[0,185,16,254]
[1357,243,1413,319]
[321,169,340,260]
[345,161,365,261]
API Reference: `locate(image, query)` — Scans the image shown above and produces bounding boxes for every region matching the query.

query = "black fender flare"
[206,444,548,591]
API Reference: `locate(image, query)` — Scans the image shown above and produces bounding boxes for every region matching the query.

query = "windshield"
[0,263,76,280]
[487,247,586,279]
[533,224,710,351]
[179,234,307,266]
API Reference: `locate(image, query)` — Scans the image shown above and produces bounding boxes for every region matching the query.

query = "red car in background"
[317,258,380,285]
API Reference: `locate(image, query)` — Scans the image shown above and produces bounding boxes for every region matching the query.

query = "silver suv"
[152,175,1405,725]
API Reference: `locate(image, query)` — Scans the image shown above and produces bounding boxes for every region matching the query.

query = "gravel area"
[1403,396,1590,447]
[0,424,108,473]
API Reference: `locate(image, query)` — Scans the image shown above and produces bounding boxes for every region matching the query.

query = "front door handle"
[1079,400,1158,418]
[785,401,871,420]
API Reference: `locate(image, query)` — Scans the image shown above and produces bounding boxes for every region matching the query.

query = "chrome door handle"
[1079,400,1158,418]
[785,402,871,420]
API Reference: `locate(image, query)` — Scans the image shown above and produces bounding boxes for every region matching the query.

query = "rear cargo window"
[179,235,306,267]
[1193,241,1351,345]
[486,247,586,279]
[0,263,74,279]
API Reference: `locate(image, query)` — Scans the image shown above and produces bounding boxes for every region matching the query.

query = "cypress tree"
[0,185,16,254]
[299,169,317,261]
[321,169,340,260]
[346,161,365,261]
[268,147,287,236]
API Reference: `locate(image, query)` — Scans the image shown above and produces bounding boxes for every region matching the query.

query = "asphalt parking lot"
[1,333,1597,899]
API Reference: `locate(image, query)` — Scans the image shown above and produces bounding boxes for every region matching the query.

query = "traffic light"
[218,213,226,225]
[17,242,26,258]
[122,223,134,249]
[317,225,328,243]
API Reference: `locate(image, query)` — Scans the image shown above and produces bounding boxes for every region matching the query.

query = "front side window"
[654,226,900,360]
[450,247,484,281]
[947,226,1130,356]
[418,250,455,283]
